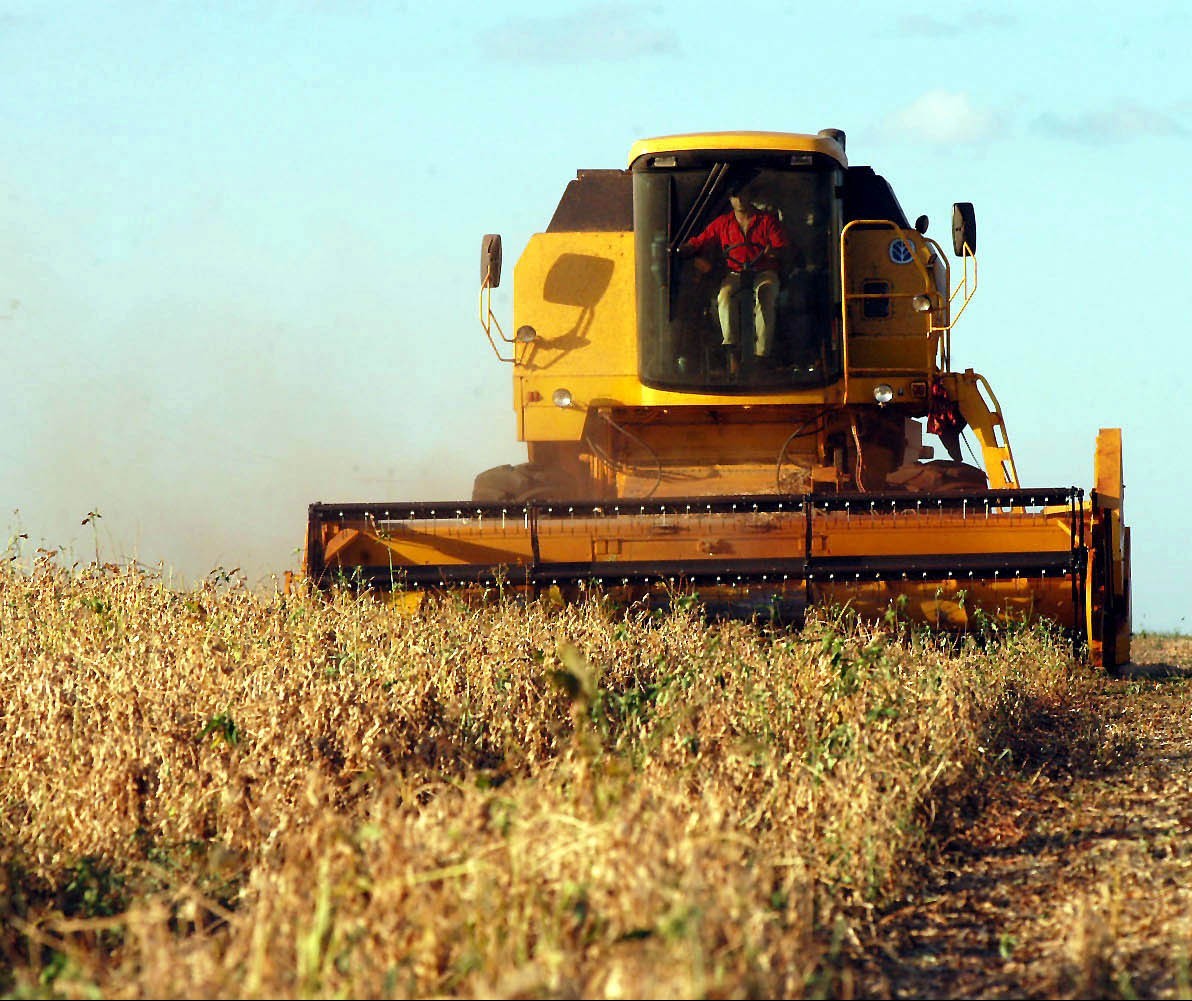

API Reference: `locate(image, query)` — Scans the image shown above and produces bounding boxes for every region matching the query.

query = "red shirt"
[687,210,787,273]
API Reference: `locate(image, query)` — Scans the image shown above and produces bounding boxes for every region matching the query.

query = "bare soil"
[852,635,1192,1000]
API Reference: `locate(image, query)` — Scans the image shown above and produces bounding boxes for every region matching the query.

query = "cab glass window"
[633,157,842,392]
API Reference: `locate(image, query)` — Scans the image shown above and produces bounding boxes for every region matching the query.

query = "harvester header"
[303,129,1131,669]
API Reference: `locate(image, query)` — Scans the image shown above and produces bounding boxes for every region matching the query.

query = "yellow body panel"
[842,229,936,344]
[513,233,638,379]
[1090,428,1130,666]
[628,132,847,167]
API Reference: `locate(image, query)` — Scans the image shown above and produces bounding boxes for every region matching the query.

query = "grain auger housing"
[303,130,1131,669]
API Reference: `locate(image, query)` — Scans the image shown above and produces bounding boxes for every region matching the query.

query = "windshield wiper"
[671,162,728,252]
[666,163,729,319]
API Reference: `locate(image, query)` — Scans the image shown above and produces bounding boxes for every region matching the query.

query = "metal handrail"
[948,243,978,332]
[479,270,515,363]
[839,219,958,394]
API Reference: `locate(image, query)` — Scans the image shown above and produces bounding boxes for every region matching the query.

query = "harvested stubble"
[0,563,1086,998]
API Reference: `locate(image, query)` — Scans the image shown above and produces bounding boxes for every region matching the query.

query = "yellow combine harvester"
[303,130,1131,669]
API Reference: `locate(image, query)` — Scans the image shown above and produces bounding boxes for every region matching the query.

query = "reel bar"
[315,550,1081,591]
[308,486,1082,525]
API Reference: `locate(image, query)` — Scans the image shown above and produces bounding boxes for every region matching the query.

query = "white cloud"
[878,91,1001,145]
[893,14,960,37]
[487,3,678,64]
[893,11,1014,37]
[1034,102,1188,143]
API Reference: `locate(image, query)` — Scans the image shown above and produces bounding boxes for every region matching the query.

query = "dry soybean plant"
[0,562,1086,998]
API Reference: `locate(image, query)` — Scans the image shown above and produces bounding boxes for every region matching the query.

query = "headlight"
[552,388,574,408]
[911,294,932,313]
[873,384,894,406]
[515,325,538,343]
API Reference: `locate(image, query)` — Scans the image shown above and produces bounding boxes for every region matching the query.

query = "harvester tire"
[471,463,576,503]
[885,459,988,493]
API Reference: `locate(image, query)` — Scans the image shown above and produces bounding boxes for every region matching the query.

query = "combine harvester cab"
[304,130,1131,670]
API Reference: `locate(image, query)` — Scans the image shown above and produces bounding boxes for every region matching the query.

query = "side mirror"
[914,214,929,235]
[481,233,503,288]
[951,203,976,257]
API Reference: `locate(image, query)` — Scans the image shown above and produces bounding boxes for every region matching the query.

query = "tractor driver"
[678,182,789,368]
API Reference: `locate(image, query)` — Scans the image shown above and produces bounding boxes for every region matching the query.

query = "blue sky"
[2,1,1189,633]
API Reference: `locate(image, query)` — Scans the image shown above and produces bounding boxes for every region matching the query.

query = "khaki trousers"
[716,269,779,356]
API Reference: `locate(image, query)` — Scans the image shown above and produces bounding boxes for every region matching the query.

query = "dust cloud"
[2,277,519,589]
